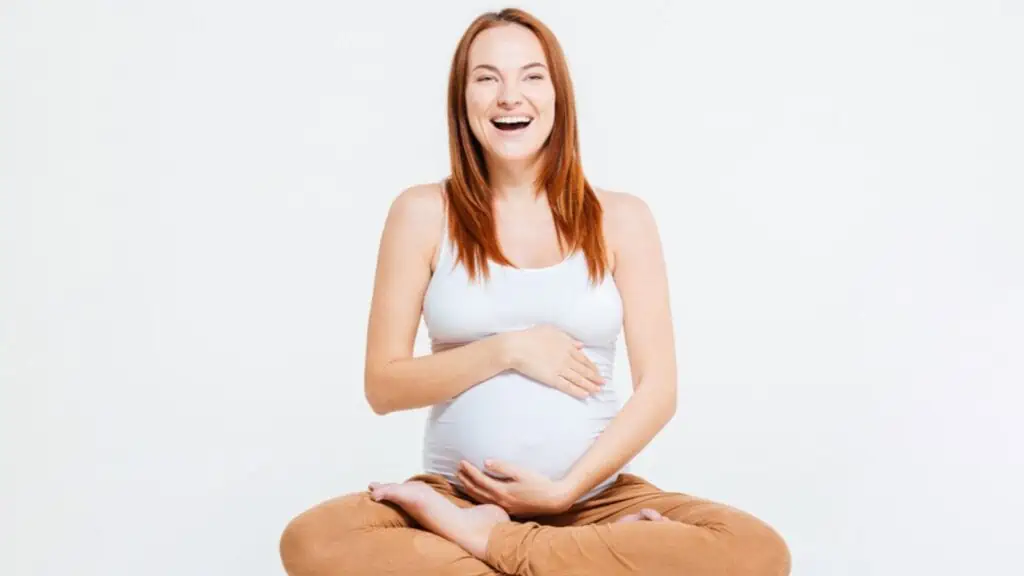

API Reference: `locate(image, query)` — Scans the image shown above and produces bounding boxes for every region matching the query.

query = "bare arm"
[561,191,679,500]
[363,184,512,415]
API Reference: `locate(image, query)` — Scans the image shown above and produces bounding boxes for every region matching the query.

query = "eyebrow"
[471,62,548,74]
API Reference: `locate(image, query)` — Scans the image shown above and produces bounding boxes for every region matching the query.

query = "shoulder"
[594,187,655,231]
[389,181,445,223]
[381,181,446,262]
[593,188,659,269]
[385,181,446,236]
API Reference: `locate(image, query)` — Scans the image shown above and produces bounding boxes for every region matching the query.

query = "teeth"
[492,116,532,124]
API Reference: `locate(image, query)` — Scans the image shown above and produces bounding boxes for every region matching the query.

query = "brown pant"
[279,472,791,576]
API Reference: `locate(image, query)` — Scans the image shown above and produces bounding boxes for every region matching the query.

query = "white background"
[2,1,1022,574]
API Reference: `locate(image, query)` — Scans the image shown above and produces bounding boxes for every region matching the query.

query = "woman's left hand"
[457,459,576,517]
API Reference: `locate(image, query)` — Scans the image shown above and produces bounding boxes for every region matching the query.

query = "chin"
[490,143,545,163]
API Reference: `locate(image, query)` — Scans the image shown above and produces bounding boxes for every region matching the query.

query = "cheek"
[527,84,556,114]
[465,88,493,117]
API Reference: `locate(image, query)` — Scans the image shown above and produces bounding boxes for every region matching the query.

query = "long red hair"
[443,8,608,284]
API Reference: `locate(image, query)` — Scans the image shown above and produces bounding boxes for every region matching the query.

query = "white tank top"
[421,199,629,502]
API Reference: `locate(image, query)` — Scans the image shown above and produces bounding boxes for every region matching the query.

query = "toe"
[640,508,664,521]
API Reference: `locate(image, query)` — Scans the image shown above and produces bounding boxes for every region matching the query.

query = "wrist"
[555,475,584,509]
[492,331,522,371]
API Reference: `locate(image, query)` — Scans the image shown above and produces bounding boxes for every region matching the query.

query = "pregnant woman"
[280,8,790,575]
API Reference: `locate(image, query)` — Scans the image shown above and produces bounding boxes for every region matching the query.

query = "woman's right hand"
[501,325,605,399]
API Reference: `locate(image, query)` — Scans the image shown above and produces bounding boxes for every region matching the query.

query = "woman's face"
[465,24,556,165]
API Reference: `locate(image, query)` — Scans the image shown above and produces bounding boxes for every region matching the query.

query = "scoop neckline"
[496,249,579,273]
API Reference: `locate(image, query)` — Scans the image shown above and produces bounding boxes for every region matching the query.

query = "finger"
[557,375,590,399]
[457,469,495,504]
[483,459,519,481]
[460,461,507,501]
[457,463,496,500]
[570,370,601,394]
[570,349,602,378]
[560,369,600,395]
[570,356,604,386]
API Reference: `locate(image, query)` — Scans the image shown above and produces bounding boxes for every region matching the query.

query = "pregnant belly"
[422,371,620,483]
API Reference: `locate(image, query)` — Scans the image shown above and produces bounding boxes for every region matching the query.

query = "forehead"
[467,24,548,69]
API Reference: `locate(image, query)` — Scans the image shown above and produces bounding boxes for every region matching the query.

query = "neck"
[486,153,545,203]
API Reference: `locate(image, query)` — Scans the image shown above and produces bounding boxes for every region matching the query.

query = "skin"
[364,22,679,561]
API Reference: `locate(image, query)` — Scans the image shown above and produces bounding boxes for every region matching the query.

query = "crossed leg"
[280,473,790,576]
[279,474,505,576]
[475,474,791,575]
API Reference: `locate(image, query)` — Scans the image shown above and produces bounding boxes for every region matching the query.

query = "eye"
[526,73,545,81]
[476,75,496,83]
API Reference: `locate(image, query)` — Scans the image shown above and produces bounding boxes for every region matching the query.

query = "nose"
[497,81,522,109]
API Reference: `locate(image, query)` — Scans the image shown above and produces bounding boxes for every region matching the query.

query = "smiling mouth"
[490,116,533,131]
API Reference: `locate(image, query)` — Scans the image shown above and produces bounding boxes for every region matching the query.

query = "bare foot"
[368,480,510,559]
[615,508,671,523]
